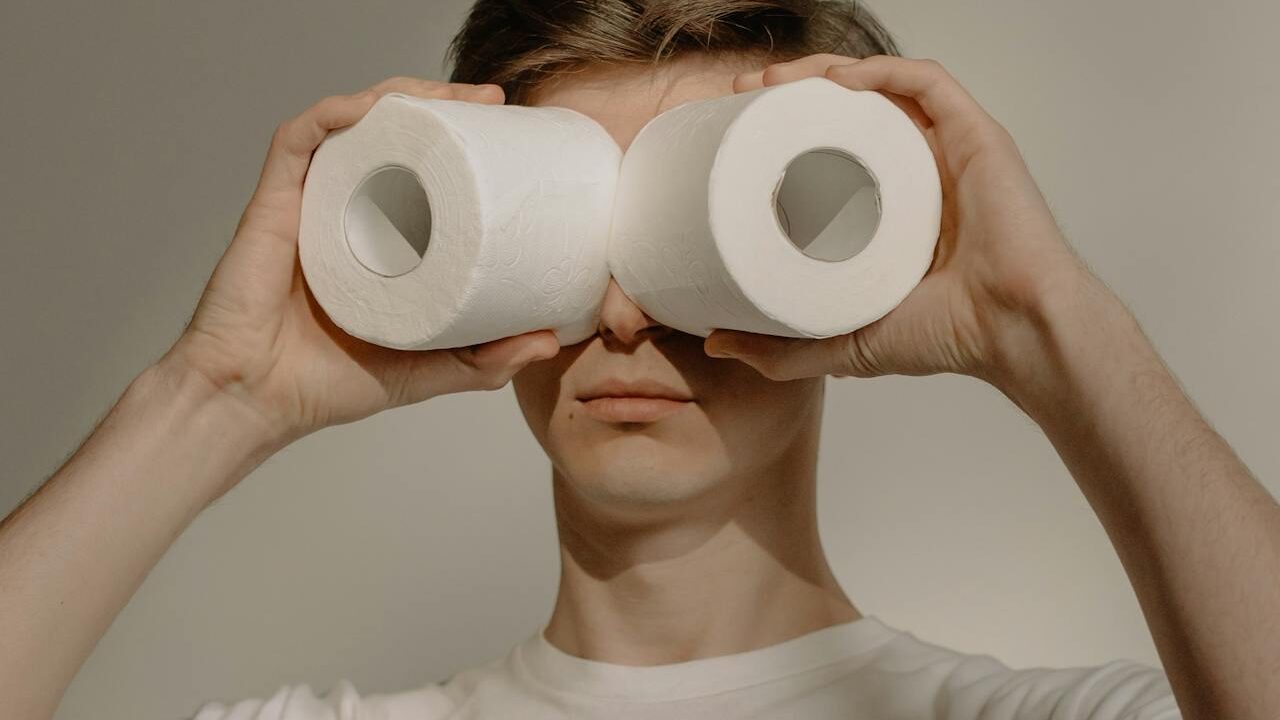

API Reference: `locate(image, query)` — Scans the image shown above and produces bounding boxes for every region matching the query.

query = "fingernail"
[706,346,736,359]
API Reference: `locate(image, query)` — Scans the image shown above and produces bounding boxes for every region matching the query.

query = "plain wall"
[2,1,1276,718]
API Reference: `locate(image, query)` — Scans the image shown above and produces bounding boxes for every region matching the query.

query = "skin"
[515,56,858,663]
[0,51,1274,720]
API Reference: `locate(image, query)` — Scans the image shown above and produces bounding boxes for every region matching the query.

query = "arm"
[711,54,1276,719]
[988,266,1279,720]
[0,360,276,720]
[0,77,556,720]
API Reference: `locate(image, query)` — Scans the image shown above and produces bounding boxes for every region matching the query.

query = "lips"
[576,378,694,423]
[577,378,693,402]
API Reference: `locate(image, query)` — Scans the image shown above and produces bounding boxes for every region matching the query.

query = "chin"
[510,337,824,521]
[548,408,736,513]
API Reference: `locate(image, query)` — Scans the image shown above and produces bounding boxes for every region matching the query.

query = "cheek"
[701,368,822,443]
[511,356,571,443]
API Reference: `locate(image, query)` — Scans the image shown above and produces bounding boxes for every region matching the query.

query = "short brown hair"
[447,0,901,105]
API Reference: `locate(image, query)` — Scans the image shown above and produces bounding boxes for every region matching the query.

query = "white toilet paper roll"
[610,76,942,339]
[299,92,620,350]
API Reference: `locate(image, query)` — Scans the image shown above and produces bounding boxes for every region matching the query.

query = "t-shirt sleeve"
[189,680,372,720]
[945,657,1184,720]
[189,680,359,720]
[1055,659,1183,720]
[187,678,456,720]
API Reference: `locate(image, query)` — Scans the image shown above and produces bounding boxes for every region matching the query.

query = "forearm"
[989,269,1279,720]
[0,359,280,720]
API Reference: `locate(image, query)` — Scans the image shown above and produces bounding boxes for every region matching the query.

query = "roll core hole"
[773,148,881,262]
[344,166,432,277]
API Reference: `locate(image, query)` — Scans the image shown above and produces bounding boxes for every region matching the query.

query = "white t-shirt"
[190,615,1182,719]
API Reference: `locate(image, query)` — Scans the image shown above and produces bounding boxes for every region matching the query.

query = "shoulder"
[870,628,1183,720]
[186,634,520,720]
[188,678,457,720]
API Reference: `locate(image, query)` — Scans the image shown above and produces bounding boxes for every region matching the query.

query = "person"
[1,1,1275,718]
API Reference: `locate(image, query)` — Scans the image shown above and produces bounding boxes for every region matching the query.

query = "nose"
[596,277,669,347]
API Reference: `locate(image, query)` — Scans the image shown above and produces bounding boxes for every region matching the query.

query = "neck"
[543,421,859,665]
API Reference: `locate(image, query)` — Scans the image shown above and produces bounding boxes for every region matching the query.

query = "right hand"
[160,77,561,452]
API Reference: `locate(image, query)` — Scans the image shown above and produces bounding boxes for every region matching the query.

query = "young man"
[0,1,1274,719]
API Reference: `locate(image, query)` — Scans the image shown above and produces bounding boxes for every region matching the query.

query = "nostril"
[595,312,669,347]
[596,277,665,345]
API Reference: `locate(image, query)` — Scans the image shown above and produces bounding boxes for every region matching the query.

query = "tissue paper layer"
[610,76,943,338]
[298,93,619,350]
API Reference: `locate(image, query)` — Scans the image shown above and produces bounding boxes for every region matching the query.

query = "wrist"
[131,354,290,504]
[980,261,1160,421]
[156,337,301,443]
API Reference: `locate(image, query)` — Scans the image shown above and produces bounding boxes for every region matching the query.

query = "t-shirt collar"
[514,614,898,702]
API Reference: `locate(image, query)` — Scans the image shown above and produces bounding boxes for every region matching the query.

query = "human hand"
[705,54,1092,386]
[159,78,560,452]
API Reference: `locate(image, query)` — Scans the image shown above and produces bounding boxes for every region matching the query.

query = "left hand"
[704,54,1091,385]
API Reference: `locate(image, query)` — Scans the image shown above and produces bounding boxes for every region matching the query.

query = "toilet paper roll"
[610,76,942,339]
[299,92,620,350]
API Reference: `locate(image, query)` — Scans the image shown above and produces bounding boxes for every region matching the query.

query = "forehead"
[527,55,761,151]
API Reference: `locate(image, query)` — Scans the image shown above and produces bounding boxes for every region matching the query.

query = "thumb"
[704,328,887,380]
[381,330,561,405]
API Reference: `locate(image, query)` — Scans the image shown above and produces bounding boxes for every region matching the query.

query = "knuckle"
[448,348,511,391]
[920,57,955,83]
[270,118,296,147]
[370,76,408,93]
[458,82,503,99]
[994,118,1016,141]
[446,348,481,382]
[991,121,1015,144]
[844,333,876,377]
[284,96,336,136]
[760,64,787,84]
[318,93,348,111]
[312,95,343,112]
[479,373,510,392]
[755,359,785,381]
[976,118,1015,148]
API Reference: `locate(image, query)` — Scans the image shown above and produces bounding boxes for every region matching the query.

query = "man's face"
[512,56,824,518]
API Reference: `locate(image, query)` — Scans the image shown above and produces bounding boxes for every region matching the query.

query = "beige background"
[2,1,1277,718]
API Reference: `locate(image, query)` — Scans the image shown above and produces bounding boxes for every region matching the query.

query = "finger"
[367,75,452,97]
[704,330,874,381]
[252,91,380,207]
[368,77,504,104]
[456,83,505,104]
[382,330,561,405]
[824,56,994,138]
[761,53,860,86]
[876,89,946,177]
[734,54,862,93]
[248,79,496,227]
[732,69,765,93]
[881,90,935,132]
